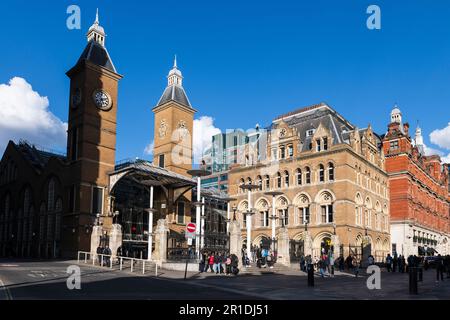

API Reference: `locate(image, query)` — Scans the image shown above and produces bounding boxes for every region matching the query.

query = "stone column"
[277,227,290,266]
[304,231,313,257]
[331,234,340,258]
[109,224,122,258]
[229,220,243,268]
[90,225,103,254]
[153,219,169,265]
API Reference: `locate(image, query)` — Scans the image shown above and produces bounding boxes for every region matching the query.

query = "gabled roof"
[156,85,192,108]
[276,104,355,152]
[14,141,66,172]
[77,40,117,73]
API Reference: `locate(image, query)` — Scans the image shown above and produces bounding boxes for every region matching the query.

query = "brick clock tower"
[152,57,196,176]
[65,11,122,252]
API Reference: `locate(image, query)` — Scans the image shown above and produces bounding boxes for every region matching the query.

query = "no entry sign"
[185,223,196,240]
[186,223,196,234]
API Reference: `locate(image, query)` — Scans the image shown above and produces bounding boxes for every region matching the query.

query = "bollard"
[409,267,418,294]
[120,257,123,271]
[307,263,314,287]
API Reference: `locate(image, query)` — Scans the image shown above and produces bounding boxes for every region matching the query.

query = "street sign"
[185,222,196,240]
[186,223,196,234]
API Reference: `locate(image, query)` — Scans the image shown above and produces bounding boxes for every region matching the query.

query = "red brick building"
[383,107,450,257]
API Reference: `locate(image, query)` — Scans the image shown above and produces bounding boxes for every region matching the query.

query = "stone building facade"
[228,103,391,263]
[382,107,450,256]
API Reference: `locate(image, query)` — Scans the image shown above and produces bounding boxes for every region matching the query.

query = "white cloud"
[423,144,444,157]
[430,122,450,150]
[441,153,450,164]
[193,116,221,164]
[144,140,154,155]
[0,77,67,154]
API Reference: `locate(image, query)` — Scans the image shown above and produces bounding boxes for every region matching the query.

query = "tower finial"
[173,55,177,69]
[95,8,99,24]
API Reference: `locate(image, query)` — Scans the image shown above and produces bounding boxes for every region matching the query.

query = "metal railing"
[77,251,159,276]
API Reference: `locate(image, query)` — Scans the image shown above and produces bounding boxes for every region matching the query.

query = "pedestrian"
[445,255,450,278]
[300,255,305,272]
[214,253,221,274]
[104,245,112,266]
[318,257,326,277]
[393,254,398,272]
[385,254,392,272]
[352,257,360,277]
[338,255,344,272]
[208,252,215,273]
[328,253,335,276]
[225,255,232,275]
[368,255,374,266]
[96,245,103,265]
[436,254,445,282]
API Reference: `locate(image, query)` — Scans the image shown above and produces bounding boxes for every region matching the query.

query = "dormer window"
[323,137,328,150]
[307,129,315,137]
[316,139,321,152]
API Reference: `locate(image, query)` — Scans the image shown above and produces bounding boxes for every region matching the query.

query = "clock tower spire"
[152,57,196,176]
[65,10,123,245]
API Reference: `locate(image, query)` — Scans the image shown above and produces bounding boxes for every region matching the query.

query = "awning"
[109,159,196,191]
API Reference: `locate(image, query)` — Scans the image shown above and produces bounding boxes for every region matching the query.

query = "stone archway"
[313,232,333,258]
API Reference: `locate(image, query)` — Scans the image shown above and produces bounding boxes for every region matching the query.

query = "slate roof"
[113,159,196,189]
[15,141,66,172]
[77,40,117,73]
[156,85,192,108]
[274,103,356,152]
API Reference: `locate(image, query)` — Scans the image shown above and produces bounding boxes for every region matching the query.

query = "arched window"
[305,167,311,184]
[264,175,270,190]
[246,177,252,185]
[239,178,245,193]
[55,198,62,242]
[276,197,289,226]
[47,178,56,212]
[256,199,269,227]
[276,172,282,188]
[296,169,302,185]
[319,191,334,224]
[319,164,325,182]
[355,193,363,226]
[256,176,262,191]
[365,197,372,227]
[284,170,289,187]
[328,163,334,181]
[39,203,46,241]
[295,194,310,225]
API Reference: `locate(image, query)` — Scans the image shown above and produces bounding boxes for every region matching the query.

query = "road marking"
[0,279,12,300]
[0,264,19,267]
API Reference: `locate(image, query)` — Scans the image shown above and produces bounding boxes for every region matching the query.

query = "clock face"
[279,128,287,138]
[92,90,112,110]
[71,88,81,108]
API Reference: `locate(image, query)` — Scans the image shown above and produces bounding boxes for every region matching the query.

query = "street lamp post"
[187,169,211,259]
[265,191,283,252]
[221,197,237,234]
[232,205,237,221]
[241,184,260,262]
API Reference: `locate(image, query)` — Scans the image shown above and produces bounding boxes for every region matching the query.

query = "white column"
[148,186,154,261]
[271,196,276,242]
[246,190,252,261]
[195,177,201,257]
[226,202,230,233]
[201,197,205,249]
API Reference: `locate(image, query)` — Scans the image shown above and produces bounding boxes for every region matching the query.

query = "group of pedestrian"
[199,251,239,275]
[96,245,112,266]
[255,247,275,269]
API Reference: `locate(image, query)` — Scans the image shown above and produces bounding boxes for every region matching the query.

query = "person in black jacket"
[436,254,445,282]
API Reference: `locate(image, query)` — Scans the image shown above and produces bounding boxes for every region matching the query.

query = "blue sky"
[0,0,449,162]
